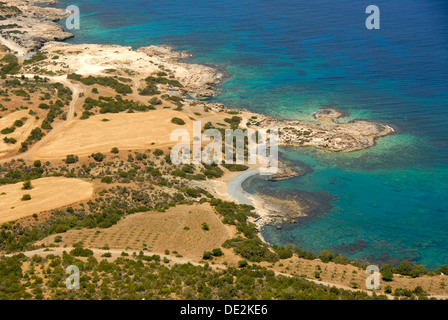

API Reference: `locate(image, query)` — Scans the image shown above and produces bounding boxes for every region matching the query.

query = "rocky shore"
[0,0,73,56]
[253,108,392,152]
[267,161,304,181]
[35,41,224,97]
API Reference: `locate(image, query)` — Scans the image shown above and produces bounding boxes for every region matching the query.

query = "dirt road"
[0,75,80,163]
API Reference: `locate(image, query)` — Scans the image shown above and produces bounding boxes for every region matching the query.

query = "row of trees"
[81,96,155,119]
[68,73,132,94]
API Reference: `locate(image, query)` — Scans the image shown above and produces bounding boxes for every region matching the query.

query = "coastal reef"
[246,108,392,152]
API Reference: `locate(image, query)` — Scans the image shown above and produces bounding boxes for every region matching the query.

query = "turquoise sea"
[54,0,448,268]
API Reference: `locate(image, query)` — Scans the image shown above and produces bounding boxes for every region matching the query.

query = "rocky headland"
[0,0,73,56]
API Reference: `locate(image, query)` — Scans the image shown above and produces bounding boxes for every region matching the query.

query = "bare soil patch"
[0,110,39,157]
[32,110,193,159]
[0,177,94,223]
[39,204,231,260]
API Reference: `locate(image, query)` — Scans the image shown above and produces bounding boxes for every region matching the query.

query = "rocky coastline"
[0,0,73,56]
[0,0,394,232]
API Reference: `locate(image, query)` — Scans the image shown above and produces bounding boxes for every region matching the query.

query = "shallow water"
[55,0,448,268]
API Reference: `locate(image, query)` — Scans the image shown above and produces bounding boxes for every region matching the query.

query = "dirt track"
[0,110,39,157]
[0,75,80,162]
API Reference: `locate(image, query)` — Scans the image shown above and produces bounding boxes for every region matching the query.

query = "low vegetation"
[68,73,132,95]
[0,253,389,300]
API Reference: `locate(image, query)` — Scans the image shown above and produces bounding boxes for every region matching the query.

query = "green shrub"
[222,164,249,172]
[319,250,334,263]
[153,149,164,156]
[0,54,20,75]
[13,119,25,127]
[224,116,242,129]
[203,164,224,179]
[274,245,293,259]
[394,261,428,278]
[238,260,248,268]
[202,222,210,231]
[185,188,200,198]
[23,51,47,65]
[101,176,113,184]
[68,74,132,94]
[65,154,78,164]
[380,264,394,281]
[3,137,16,144]
[171,117,185,125]
[212,248,223,257]
[1,127,15,134]
[70,247,94,257]
[202,251,213,260]
[149,97,162,105]
[232,239,278,263]
[22,180,32,190]
[91,152,105,162]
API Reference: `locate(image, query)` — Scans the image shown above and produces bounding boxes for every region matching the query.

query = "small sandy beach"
[224,168,286,241]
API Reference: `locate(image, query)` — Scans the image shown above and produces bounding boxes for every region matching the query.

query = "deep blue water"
[55,0,448,268]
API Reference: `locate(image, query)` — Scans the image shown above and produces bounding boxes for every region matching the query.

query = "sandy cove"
[191,165,275,245]
[195,163,304,240]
